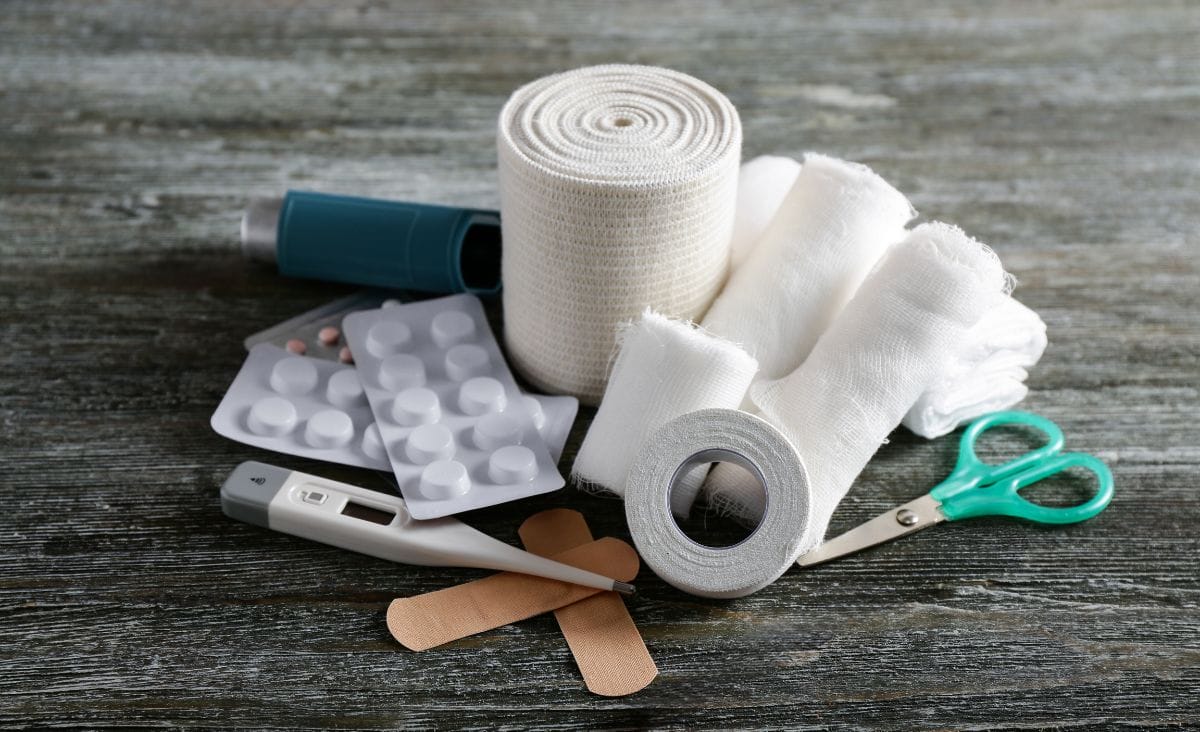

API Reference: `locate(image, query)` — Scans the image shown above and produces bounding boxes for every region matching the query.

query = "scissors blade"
[795,494,947,568]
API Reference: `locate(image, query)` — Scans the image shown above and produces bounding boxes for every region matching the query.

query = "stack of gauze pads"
[572,149,1047,598]
[498,64,742,404]
[213,294,578,520]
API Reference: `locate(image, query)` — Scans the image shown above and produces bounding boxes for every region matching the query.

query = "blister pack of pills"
[243,289,406,363]
[212,345,577,470]
[342,294,564,518]
[211,343,387,469]
[240,290,577,460]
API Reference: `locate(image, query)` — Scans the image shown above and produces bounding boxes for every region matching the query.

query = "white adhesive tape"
[625,409,810,599]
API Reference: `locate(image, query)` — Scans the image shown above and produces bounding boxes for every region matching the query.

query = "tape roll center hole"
[669,449,767,550]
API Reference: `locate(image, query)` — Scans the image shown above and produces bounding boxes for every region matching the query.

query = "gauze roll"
[904,294,1047,438]
[498,65,742,403]
[729,155,802,269]
[706,222,1009,546]
[702,153,915,380]
[572,310,758,517]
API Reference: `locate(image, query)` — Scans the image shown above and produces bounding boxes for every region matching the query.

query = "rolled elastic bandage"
[705,222,1011,545]
[498,64,742,403]
[702,153,915,381]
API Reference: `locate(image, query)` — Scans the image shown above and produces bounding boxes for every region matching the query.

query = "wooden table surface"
[2,1,1198,728]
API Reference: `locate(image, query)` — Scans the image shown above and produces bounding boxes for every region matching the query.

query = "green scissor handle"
[929,411,1115,524]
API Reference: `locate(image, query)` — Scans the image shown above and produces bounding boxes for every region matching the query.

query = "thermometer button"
[302,490,327,505]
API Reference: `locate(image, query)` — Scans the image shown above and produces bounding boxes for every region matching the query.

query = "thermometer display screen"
[341,501,396,526]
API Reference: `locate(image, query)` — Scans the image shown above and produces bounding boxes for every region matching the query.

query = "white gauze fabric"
[729,155,802,269]
[498,64,742,404]
[904,294,1048,438]
[572,310,758,516]
[705,222,1010,547]
[701,153,915,380]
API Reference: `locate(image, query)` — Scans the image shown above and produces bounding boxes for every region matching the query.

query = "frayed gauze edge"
[705,222,1010,545]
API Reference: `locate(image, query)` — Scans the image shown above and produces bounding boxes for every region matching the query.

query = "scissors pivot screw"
[895,509,920,527]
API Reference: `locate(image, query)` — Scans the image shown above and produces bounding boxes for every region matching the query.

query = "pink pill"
[338,346,354,364]
[318,326,340,347]
[285,339,307,355]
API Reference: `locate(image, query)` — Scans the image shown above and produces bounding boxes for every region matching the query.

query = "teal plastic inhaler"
[241,190,502,295]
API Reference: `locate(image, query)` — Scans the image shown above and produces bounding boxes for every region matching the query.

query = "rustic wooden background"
[2,1,1197,728]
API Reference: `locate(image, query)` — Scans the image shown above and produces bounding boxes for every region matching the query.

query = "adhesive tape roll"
[498,64,742,403]
[625,408,811,599]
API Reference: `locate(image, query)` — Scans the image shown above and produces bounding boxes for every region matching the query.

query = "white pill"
[405,423,455,464]
[361,423,386,460]
[472,413,522,450]
[378,354,425,392]
[391,387,441,426]
[444,344,490,381]
[419,460,471,500]
[269,356,319,395]
[430,310,476,348]
[326,369,365,408]
[247,396,297,436]
[365,321,412,358]
[304,409,354,449]
[458,377,506,416]
[522,395,547,432]
[488,445,538,484]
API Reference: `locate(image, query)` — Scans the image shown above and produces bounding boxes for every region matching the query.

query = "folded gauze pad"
[902,294,1047,438]
[572,310,758,516]
[702,153,915,381]
[625,408,811,599]
[498,65,742,403]
[728,155,802,269]
[706,222,1010,547]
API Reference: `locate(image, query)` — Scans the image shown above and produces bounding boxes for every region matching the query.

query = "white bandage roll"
[904,294,1048,438]
[702,154,915,380]
[706,222,1009,545]
[498,65,742,403]
[729,155,802,269]
[625,408,811,599]
[572,311,758,515]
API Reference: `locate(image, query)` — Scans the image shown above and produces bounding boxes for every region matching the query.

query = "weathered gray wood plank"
[1,0,1198,728]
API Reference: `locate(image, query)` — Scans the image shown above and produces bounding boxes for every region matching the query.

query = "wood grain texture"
[1,0,1198,728]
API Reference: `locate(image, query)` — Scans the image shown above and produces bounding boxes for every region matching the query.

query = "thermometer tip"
[613,581,636,597]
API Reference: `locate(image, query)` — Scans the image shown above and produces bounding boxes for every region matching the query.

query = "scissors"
[795,410,1115,568]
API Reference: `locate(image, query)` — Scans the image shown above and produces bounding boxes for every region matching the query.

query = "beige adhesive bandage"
[519,509,658,696]
[386,536,638,652]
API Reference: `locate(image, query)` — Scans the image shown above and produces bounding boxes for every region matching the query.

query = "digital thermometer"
[220,461,634,595]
